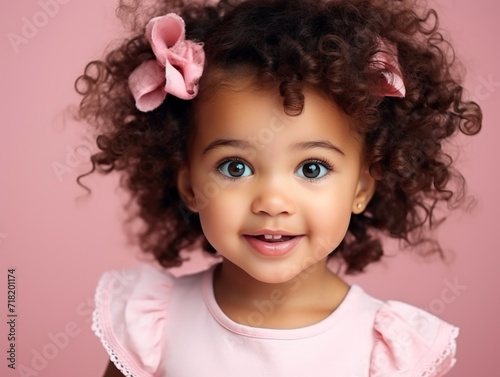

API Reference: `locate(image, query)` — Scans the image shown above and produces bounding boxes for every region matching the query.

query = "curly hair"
[74,0,481,274]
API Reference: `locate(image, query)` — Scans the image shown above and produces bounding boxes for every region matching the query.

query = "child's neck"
[212,259,350,329]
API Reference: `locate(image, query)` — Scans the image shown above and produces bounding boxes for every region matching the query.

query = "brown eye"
[219,160,252,178]
[295,160,331,180]
[302,163,320,178]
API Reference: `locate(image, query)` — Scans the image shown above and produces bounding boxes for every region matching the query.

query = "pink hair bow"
[128,13,205,112]
[371,38,406,98]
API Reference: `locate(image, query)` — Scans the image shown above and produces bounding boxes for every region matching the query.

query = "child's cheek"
[307,190,353,244]
[197,189,245,237]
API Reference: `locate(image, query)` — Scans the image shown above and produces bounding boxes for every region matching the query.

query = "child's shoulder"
[92,263,206,316]
[353,285,459,376]
[91,263,209,377]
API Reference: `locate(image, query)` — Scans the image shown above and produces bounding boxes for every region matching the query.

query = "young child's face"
[177,79,375,284]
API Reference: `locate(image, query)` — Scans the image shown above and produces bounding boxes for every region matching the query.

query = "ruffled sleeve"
[369,300,459,377]
[91,263,174,377]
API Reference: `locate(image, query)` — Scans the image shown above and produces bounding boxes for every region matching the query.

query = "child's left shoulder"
[355,286,459,377]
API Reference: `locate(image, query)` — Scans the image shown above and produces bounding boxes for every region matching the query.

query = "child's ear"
[176,164,198,213]
[352,166,377,214]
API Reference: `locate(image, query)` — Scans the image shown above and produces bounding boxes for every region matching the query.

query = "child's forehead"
[191,79,364,155]
[198,75,280,109]
[194,73,361,137]
[197,68,328,112]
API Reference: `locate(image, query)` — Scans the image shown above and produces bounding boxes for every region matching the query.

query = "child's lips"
[253,234,294,242]
[243,234,304,256]
[244,229,301,237]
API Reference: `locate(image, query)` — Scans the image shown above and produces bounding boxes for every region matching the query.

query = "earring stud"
[357,203,363,209]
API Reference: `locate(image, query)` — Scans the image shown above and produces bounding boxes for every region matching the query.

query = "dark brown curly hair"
[74,0,481,274]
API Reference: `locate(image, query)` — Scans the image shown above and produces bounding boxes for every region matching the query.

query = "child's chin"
[244,265,302,285]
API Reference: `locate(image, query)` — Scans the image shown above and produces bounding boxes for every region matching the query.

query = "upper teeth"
[264,234,283,240]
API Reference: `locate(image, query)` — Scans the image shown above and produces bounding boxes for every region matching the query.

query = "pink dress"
[92,263,459,377]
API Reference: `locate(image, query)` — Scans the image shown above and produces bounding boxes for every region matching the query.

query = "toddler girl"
[74,0,482,376]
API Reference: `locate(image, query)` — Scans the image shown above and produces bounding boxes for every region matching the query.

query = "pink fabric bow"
[371,38,406,98]
[128,13,205,112]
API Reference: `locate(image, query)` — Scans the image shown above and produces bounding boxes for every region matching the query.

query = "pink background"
[1,0,498,376]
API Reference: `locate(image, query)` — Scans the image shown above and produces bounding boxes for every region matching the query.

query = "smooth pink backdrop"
[1,0,498,376]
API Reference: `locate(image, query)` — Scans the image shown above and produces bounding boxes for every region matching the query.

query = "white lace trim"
[91,272,140,377]
[420,326,459,377]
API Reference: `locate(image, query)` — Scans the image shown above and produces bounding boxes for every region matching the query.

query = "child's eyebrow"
[202,139,251,155]
[202,139,345,157]
[292,141,345,157]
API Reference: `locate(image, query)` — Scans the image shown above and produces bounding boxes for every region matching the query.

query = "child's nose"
[250,179,296,217]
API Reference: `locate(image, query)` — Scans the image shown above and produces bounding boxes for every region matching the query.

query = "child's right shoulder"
[94,263,178,300]
[91,263,209,377]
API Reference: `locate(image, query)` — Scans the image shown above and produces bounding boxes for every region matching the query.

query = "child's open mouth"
[243,234,303,256]
[252,235,295,243]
